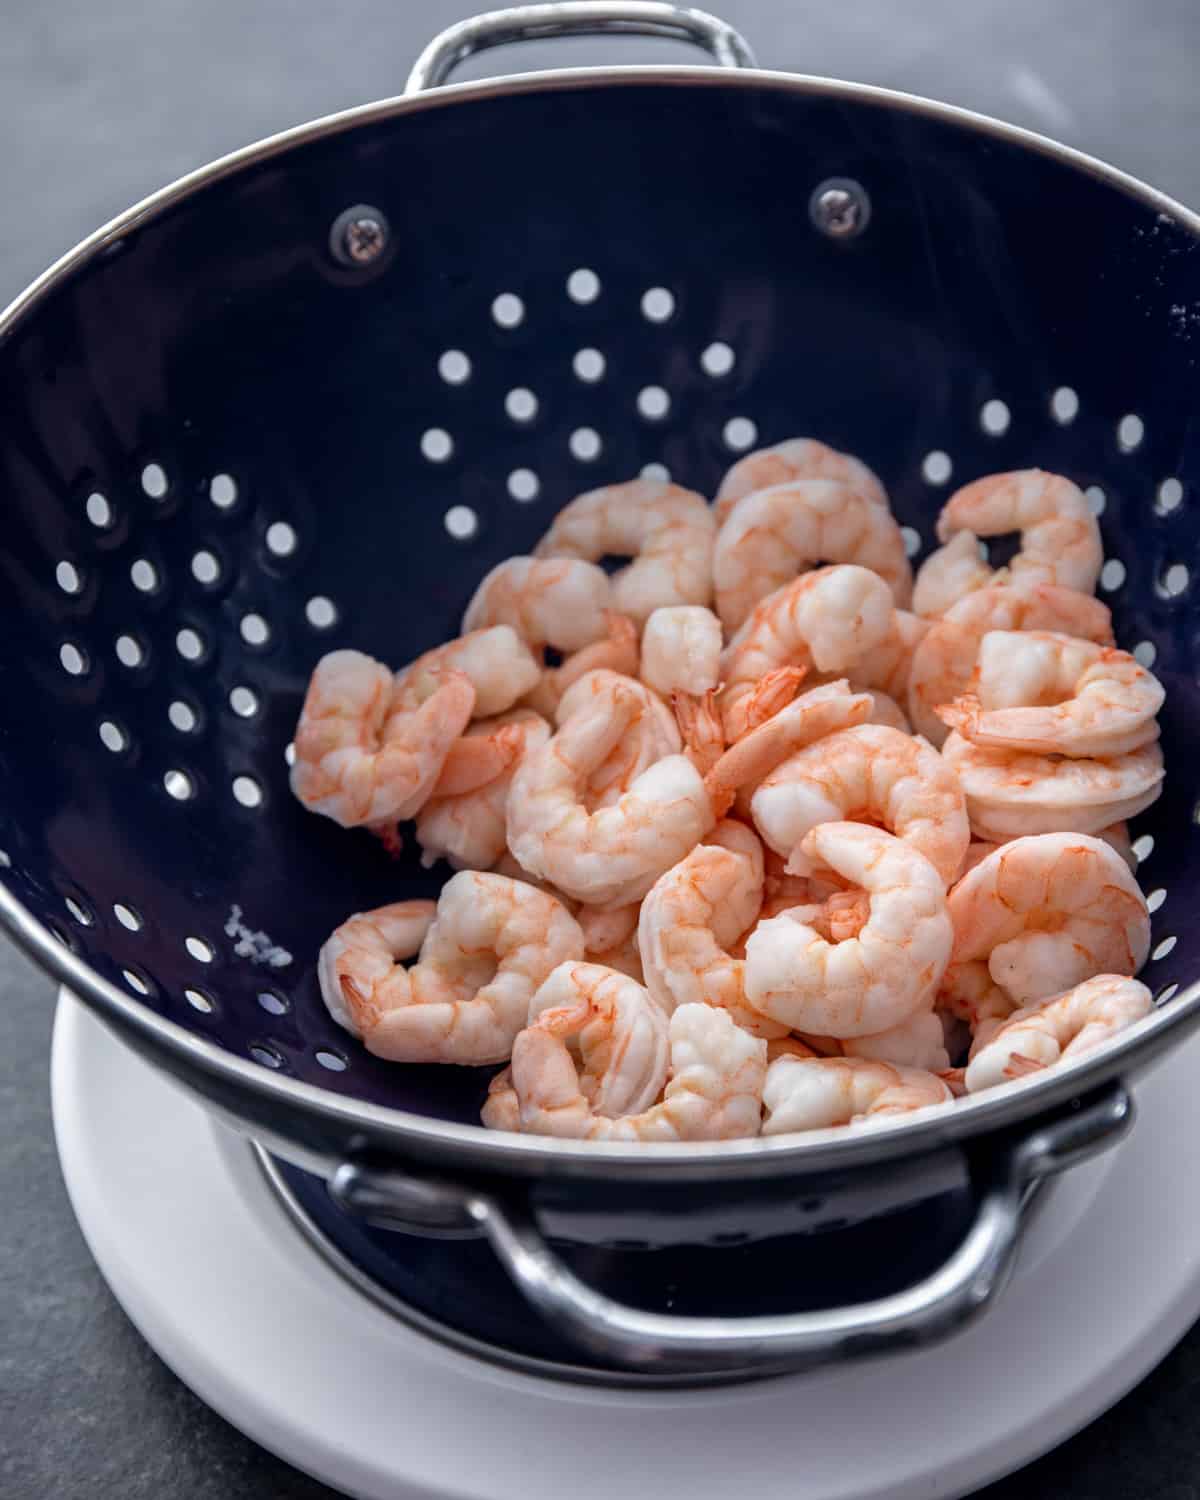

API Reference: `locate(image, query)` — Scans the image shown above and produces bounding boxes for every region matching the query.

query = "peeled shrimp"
[499,997,767,1141]
[938,630,1163,758]
[762,1055,951,1134]
[522,612,639,720]
[929,469,1102,601]
[713,481,912,630]
[534,480,715,624]
[965,975,1152,1093]
[482,962,670,1134]
[462,556,612,652]
[946,833,1150,1009]
[714,438,889,527]
[291,650,474,829]
[907,582,1114,746]
[744,823,953,1036]
[556,668,680,809]
[396,625,541,719]
[415,710,550,870]
[318,873,584,1063]
[506,680,715,906]
[941,731,1164,839]
[841,1009,950,1071]
[640,606,722,698]
[955,821,1136,883]
[638,820,786,1039]
[912,530,993,618]
[750,723,969,887]
[720,566,895,738]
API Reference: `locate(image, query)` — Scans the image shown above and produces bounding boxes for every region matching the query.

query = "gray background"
[4,2,1200,1496]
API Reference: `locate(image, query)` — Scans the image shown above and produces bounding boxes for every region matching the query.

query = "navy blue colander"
[1,18,1199,1148]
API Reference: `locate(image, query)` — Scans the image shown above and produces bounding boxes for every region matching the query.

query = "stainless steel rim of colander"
[4,59,1200,1179]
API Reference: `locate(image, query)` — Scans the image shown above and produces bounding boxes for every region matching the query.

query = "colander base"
[53,990,1200,1500]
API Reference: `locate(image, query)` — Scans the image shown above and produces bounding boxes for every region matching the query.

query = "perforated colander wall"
[1,80,1198,1123]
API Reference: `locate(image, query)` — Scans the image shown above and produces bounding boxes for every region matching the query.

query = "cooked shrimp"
[522,612,639,720]
[828,609,929,703]
[713,481,912,630]
[640,606,722,698]
[955,822,1136,882]
[416,710,550,871]
[911,530,993,618]
[396,625,541,719]
[533,480,715,624]
[714,438,889,527]
[946,833,1150,1008]
[937,959,1020,1029]
[761,1055,951,1134]
[938,631,1164,758]
[501,999,766,1141]
[318,873,584,1063]
[638,820,787,1039]
[744,823,953,1036]
[931,469,1102,598]
[965,975,1153,1093]
[750,723,969,887]
[865,691,911,732]
[941,732,1164,839]
[720,566,895,737]
[555,668,680,809]
[506,681,715,906]
[907,582,1114,746]
[462,556,612,652]
[291,650,474,829]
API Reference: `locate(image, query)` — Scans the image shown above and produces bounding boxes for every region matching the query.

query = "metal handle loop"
[406,2,756,93]
[333,1085,1131,1376]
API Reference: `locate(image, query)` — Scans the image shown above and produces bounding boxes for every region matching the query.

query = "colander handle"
[332,1083,1131,1375]
[405,2,756,93]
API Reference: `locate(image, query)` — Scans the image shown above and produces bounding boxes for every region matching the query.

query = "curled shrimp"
[713,480,912,631]
[750,723,969,887]
[937,630,1163,758]
[761,1055,952,1135]
[482,962,670,1134]
[415,710,550,871]
[555,668,680,808]
[720,566,895,738]
[907,582,1114,746]
[291,650,474,829]
[929,469,1102,602]
[965,975,1152,1093]
[462,556,612,652]
[638,819,787,1039]
[744,823,953,1037]
[318,873,583,1064]
[714,438,889,527]
[522,612,639,719]
[954,821,1135,883]
[640,605,723,698]
[941,732,1164,840]
[912,530,993,618]
[396,625,541,718]
[840,1009,950,1072]
[498,995,767,1141]
[506,680,715,906]
[533,480,715,625]
[946,833,1150,1009]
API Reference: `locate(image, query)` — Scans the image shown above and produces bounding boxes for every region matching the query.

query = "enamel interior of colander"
[1,72,1199,1135]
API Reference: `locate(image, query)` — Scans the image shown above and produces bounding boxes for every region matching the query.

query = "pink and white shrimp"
[462,556,612,653]
[534,480,715,624]
[317,873,584,1064]
[714,437,889,527]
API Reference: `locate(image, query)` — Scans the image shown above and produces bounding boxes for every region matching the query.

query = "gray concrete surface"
[4,3,1200,1496]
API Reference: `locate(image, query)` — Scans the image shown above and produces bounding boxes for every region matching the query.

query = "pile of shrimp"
[291,444,1164,1143]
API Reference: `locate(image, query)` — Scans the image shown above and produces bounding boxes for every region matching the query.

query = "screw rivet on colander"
[329,204,391,267]
[809,178,871,240]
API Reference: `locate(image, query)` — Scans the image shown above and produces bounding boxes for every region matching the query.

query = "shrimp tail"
[732,665,807,738]
[431,723,525,798]
[369,821,405,858]
[674,689,726,776]
[934,693,980,737]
